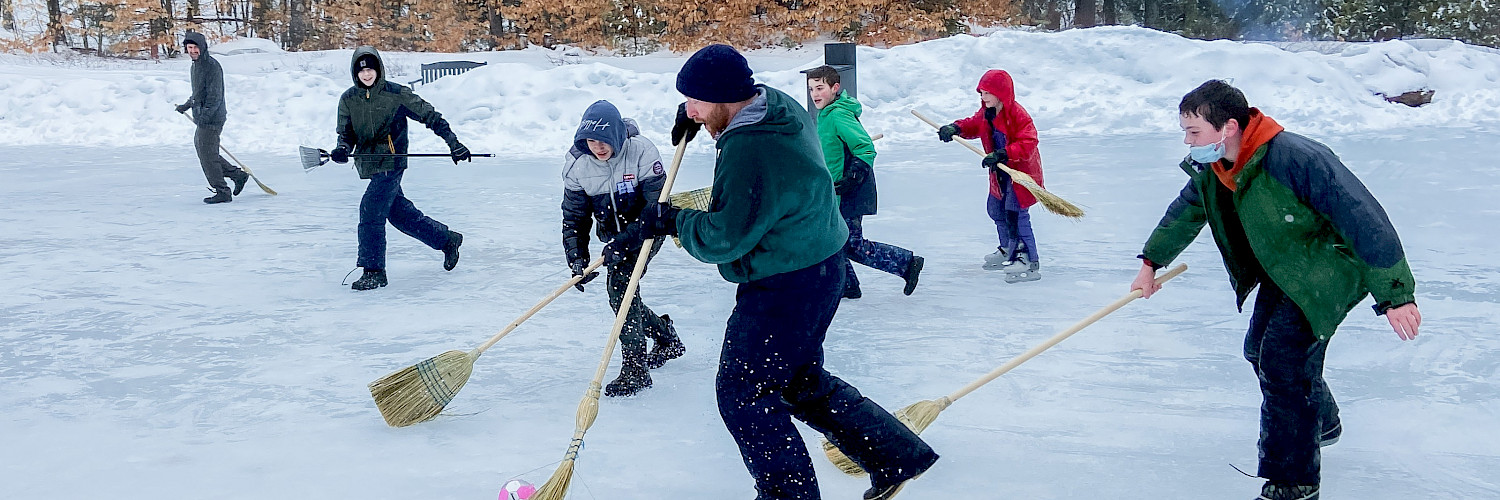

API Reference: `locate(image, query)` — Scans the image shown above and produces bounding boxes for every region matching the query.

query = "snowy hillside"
[3,26,1500,156]
[2,27,1498,500]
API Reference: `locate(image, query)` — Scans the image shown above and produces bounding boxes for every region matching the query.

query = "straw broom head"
[367,350,475,427]
[823,397,953,476]
[1009,173,1085,219]
[532,382,602,500]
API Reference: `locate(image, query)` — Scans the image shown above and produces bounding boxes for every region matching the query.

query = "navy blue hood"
[573,100,628,156]
[183,31,208,50]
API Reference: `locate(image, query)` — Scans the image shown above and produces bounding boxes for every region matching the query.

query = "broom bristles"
[1014,177,1085,219]
[531,459,575,500]
[368,350,474,427]
[822,397,952,476]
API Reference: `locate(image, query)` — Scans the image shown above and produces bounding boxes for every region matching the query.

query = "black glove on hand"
[671,102,700,146]
[937,123,960,142]
[175,103,191,114]
[569,258,599,292]
[640,202,681,238]
[602,229,642,266]
[330,146,351,164]
[982,150,1009,169]
[449,141,472,164]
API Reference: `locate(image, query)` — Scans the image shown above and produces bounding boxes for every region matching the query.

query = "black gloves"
[982,149,1009,169]
[449,141,472,164]
[602,226,642,266]
[640,202,681,238]
[175,103,191,114]
[569,258,599,292]
[671,102,700,146]
[937,123,960,142]
[330,146,351,164]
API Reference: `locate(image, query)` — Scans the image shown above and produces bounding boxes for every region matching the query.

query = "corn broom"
[532,138,689,500]
[367,256,607,427]
[912,109,1083,218]
[824,264,1188,474]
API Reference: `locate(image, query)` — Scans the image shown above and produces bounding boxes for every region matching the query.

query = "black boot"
[605,343,652,397]
[1257,481,1319,500]
[442,231,462,271]
[843,285,863,299]
[902,255,924,296]
[203,187,232,204]
[227,170,249,196]
[646,314,685,370]
[351,269,387,290]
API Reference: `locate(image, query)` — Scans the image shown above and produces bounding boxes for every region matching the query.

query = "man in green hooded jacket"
[639,44,937,500]
[1131,80,1422,500]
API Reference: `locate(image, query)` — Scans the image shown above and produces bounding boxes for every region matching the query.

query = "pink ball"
[500,479,536,500]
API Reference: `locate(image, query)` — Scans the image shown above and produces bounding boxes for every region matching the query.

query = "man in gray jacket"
[175,31,247,204]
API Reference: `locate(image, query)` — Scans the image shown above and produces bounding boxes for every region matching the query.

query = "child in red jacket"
[936,69,1044,282]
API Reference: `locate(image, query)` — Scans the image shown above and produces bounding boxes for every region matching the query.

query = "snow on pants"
[985,182,1038,262]
[605,238,671,353]
[842,216,914,292]
[1244,280,1340,486]
[193,125,241,192]
[356,169,451,271]
[717,252,938,500]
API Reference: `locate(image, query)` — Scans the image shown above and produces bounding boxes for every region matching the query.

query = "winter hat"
[675,44,757,104]
[356,55,379,71]
[573,100,627,157]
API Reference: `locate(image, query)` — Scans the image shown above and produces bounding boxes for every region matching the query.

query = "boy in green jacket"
[1131,80,1422,500]
[806,65,923,299]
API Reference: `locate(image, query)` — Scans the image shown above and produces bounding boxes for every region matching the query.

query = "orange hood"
[1212,108,1283,191]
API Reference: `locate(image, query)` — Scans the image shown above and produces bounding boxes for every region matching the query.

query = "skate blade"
[1004,270,1041,283]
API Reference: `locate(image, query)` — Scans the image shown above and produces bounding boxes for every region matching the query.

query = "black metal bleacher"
[408,61,487,87]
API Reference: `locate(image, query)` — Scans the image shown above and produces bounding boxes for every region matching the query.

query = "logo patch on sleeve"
[652,160,664,175]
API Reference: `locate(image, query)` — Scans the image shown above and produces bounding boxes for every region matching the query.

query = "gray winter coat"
[182,32,227,128]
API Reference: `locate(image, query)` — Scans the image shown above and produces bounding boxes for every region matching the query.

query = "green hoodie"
[675,86,850,283]
[815,91,875,183]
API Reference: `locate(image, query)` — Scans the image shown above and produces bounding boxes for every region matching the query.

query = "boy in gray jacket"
[560,100,684,397]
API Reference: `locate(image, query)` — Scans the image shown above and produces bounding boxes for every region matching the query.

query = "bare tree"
[2,0,16,31]
[48,0,67,49]
[1102,0,1116,24]
[1075,0,1096,27]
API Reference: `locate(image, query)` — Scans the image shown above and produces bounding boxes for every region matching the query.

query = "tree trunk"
[46,0,65,50]
[1045,0,1061,30]
[288,0,308,49]
[2,0,16,31]
[1102,0,1116,25]
[251,0,271,39]
[1142,0,1158,29]
[1075,0,1096,28]
[187,0,200,23]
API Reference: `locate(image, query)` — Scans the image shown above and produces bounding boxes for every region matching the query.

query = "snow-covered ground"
[3,27,1498,499]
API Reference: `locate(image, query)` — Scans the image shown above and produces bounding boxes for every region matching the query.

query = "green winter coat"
[336,46,460,179]
[816,91,875,183]
[675,85,850,283]
[1142,125,1416,340]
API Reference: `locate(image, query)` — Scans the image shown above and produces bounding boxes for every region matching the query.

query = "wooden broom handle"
[589,139,689,383]
[946,263,1188,403]
[911,109,1041,185]
[472,255,608,356]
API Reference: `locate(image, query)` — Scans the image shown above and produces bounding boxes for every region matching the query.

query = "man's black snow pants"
[716,252,937,499]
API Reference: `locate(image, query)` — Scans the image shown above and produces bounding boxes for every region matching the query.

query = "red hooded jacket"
[954,69,1044,207]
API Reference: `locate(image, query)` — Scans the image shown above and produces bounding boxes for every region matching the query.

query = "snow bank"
[2,27,1498,156]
